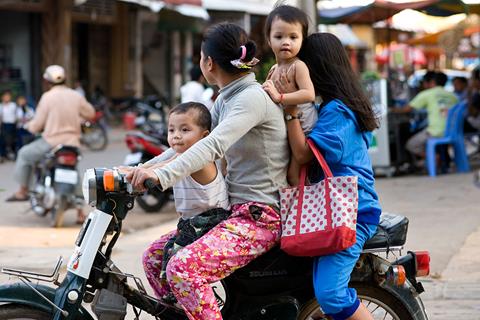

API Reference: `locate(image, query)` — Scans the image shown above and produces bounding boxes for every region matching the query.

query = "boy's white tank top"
[173,164,230,219]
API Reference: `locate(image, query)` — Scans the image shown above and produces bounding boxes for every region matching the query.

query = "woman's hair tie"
[239,45,247,61]
[230,45,259,70]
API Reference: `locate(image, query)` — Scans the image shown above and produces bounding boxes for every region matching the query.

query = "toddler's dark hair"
[264,5,309,41]
[169,102,211,131]
[201,23,256,75]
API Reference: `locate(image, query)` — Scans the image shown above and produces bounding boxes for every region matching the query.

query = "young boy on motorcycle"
[142,101,230,302]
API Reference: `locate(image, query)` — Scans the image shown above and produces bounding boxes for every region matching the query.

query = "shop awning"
[318,24,368,48]
[203,0,275,16]
[119,0,209,20]
[417,0,480,16]
[318,0,440,24]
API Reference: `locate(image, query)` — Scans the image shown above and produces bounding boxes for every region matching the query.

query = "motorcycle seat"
[51,145,81,156]
[363,212,408,250]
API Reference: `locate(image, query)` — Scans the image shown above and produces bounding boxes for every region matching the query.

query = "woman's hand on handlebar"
[126,167,160,192]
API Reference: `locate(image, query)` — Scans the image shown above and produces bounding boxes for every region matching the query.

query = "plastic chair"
[426,101,470,177]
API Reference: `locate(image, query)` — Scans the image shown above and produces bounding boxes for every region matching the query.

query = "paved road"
[0,130,479,318]
[0,129,176,233]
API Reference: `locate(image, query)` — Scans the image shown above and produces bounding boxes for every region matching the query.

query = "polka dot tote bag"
[280,139,358,257]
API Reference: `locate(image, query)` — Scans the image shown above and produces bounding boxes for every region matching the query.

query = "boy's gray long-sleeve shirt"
[150,73,289,208]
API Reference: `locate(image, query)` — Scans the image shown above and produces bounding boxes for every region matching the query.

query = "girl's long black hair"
[299,33,379,132]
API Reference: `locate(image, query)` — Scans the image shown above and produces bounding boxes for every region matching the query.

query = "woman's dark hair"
[169,102,211,131]
[201,23,257,75]
[299,33,379,132]
[265,5,309,41]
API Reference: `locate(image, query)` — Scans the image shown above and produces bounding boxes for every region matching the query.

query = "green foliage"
[255,57,276,84]
[361,70,381,82]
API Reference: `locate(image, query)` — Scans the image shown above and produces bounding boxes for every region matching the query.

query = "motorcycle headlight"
[82,169,97,206]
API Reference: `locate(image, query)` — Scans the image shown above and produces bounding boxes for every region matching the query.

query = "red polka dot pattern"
[280,176,358,237]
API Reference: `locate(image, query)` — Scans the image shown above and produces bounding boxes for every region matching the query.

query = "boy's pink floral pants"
[142,202,281,320]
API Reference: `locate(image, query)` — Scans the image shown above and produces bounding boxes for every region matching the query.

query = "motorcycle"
[124,100,172,213]
[0,168,430,319]
[29,145,82,228]
[81,111,108,152]
[124,129,172,213]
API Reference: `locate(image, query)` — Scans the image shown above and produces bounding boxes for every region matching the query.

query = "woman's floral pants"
[142,202,281,320]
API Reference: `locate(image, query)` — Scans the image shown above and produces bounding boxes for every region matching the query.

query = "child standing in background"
[262,5,316,185]
[15,95,35,151]
[0,90,18,161]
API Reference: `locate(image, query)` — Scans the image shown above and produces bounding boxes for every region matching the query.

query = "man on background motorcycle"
[6,65,95,223]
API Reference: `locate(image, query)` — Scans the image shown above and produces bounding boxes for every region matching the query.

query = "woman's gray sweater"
[151,73,289,208]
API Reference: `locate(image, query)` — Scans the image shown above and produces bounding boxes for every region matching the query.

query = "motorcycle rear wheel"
[50,196,68,228]
[0,304,51,319]
[297,284,414,320]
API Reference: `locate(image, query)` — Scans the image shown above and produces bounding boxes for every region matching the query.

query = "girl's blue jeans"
[313,222,378,320]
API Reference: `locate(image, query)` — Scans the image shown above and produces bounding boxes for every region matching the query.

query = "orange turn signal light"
[103,170,115,192]
[387,265,406,286]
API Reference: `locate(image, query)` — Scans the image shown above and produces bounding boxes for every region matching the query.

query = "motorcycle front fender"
[0,282,94,320]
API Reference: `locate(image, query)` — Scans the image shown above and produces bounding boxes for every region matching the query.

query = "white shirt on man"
[180,81,214,110]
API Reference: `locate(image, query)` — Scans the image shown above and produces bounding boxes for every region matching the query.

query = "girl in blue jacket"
[283,33,381,320]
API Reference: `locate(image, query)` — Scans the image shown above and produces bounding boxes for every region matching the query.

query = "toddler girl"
[262,5,316,185]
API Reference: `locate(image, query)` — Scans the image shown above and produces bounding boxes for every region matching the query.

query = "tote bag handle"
[295,139,334,233]
[298,139,333,187]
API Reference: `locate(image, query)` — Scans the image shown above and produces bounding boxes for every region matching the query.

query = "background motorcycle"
[81,110,108,152]
[0,168,430,320]
[124,97,172,213]
[29,145,81,228]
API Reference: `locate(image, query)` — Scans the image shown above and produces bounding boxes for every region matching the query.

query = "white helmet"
[43,65,65,84]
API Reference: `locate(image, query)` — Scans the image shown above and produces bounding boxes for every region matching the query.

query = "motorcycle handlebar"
[144,178,158,190]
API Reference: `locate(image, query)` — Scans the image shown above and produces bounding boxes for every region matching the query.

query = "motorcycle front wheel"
[0,304,51,319]
[298,284,414,320]
[136,189,169,213]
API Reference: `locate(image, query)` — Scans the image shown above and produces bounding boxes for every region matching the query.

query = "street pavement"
[0,129,479,319]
